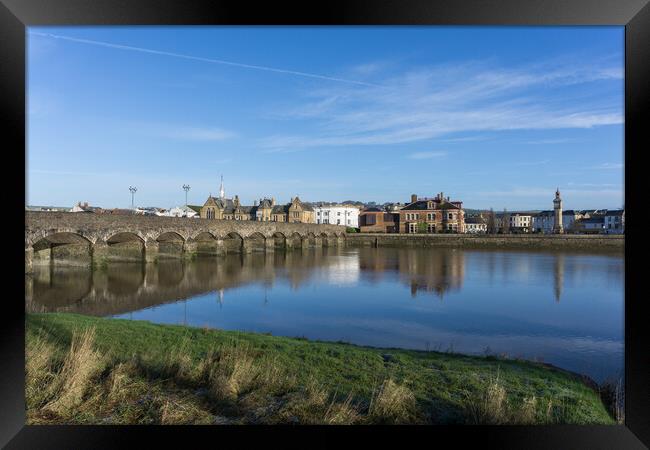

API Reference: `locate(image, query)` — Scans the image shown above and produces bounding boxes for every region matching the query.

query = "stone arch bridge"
[25,211,347,272]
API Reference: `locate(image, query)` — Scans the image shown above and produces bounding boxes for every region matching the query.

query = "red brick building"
[398,192,465,233]
[359,207,400,233]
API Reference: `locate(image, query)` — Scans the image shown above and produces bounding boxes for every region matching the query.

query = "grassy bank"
[26,313,615,425]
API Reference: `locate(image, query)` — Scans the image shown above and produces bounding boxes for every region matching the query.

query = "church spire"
[219,175,225,199]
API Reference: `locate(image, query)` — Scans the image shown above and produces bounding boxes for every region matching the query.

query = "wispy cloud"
[129,122,236,142]
[523,138,581,145]
[155,126,235,141]
[260,58,622,151]
[568,182,620,187]
[511,160,550,166]
[29,31,379,87]
[407,151,447,160]
[588,163,624,170]
[477,187,623,198]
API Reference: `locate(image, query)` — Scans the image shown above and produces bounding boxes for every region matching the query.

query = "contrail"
[29,31,381,87]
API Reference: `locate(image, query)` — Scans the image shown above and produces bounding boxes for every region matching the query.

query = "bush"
[345,227,358,233]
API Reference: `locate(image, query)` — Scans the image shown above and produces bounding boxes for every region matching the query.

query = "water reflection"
[26,247,624,383]
[26,248,624,314]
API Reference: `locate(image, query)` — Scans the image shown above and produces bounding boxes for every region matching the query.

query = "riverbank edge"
[26,312,615,425]
[345,233,624,251]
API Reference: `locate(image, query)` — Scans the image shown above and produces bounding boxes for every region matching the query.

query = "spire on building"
[219,175,225,199]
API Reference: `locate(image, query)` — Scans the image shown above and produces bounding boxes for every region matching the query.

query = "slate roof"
[401,199,462,211]
[605,209,624,216]
[361,207,384,213]
[581,217,605,224]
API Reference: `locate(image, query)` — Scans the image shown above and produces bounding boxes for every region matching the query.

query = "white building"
[164,205,199,218]
[604,209,624,234]
[313,204,360,227]
[532,210,583,233]
[465,217,487,234]
[509,213,532,232]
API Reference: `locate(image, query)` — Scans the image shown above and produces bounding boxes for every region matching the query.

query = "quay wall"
[345,233,624,251]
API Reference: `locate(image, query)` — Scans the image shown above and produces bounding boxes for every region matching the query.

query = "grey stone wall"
[345,233,624,251]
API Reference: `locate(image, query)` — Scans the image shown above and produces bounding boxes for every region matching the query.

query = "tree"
[502,208,511,234]
[487,208,496,234]
[417,222,428,234]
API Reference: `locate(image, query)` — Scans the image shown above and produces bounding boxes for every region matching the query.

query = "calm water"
[26,247,624,383]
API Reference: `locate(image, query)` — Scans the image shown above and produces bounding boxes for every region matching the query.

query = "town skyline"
[28,26,624,210]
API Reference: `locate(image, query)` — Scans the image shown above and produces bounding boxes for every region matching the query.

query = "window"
[337,212,341,216]
[448,213,453,219]
[347,219,350,224]
[408,223,417,233]
[337,219,341,224]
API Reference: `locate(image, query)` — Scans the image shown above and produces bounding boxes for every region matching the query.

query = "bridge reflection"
[25,248,613,316]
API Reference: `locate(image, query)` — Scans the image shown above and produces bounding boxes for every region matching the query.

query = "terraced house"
[398,193,465,234]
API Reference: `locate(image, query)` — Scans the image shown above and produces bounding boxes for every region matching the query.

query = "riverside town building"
[399,193,466,234]
[200,178,315,223]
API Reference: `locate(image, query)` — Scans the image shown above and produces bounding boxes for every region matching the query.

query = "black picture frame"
[2,0,648,448]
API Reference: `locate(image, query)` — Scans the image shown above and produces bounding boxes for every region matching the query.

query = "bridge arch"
[304,232,317,247]
[188,231,221,257]
[320,232,330,247]
[245,232,267,253]
[272,232,287,249]
[156,231,186,259]
[31,231,93,267]
[101,232,146,263]
[224,231,244,254]
[288,232,302,248]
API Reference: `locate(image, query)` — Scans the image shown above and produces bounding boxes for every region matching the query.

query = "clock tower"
[553,188,563,234]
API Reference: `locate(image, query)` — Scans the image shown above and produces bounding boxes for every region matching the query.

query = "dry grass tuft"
[465,373,508,424]
[323,393,360,425]
[42,327,105,417]
[26,332,58,409]
[368,379,417,424]
[516,395,538,424]
[208,341,261,400]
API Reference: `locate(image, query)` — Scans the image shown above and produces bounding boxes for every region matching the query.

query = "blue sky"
[27,26,624,210]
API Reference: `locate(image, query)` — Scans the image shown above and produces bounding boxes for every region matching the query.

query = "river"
[26,246,624,383]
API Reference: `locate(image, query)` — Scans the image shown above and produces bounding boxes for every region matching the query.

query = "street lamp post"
[183,184,190,207]
[129,186,137,209]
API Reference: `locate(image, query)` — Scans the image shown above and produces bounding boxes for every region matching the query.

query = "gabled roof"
[272,205,289,214]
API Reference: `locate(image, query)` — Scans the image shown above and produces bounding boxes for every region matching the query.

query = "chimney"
[410,194,417,203]
[84,202,88,208]
[271,197,275,206]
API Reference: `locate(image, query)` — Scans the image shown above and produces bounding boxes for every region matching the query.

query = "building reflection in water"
[25,246,620,316]
[358,248,465,299]
[554,253,564,302]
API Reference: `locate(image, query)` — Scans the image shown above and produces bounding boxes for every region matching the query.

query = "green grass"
[26,313,615,425]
